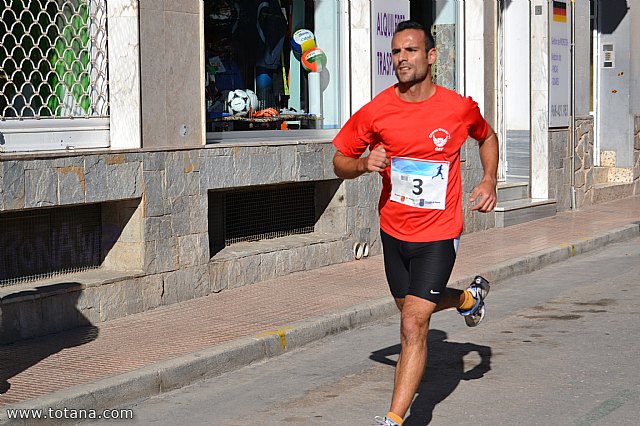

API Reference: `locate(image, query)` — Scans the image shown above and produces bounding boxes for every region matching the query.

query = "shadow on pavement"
[0,287,99,396]
[370,329,492,425]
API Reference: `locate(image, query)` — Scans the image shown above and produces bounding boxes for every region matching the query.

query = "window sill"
[206,128,338,147]
[211,232,345,262]
[0,269,144,305]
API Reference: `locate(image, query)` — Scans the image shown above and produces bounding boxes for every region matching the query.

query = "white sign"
[390,158,449,210]
[549,0,571,128]
[371,0,410,96]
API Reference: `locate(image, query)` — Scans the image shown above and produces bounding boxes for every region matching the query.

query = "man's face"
[391,29,436,85]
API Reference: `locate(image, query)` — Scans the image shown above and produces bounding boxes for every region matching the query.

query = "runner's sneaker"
[458,275,490,327]
[374,416,400,426]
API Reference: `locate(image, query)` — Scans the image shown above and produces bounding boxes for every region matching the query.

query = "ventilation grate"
[209,183,316,255]
[0,204,102,286]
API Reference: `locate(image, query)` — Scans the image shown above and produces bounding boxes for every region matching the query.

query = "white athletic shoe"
[458,275,490,327]
[374,416,400,426]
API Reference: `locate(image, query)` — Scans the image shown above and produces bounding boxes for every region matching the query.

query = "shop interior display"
[204,0,328,131]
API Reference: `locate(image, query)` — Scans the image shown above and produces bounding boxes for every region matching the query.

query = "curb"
[2,223,639,425]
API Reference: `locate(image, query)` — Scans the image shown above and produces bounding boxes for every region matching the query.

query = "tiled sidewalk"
[1,196,639,407]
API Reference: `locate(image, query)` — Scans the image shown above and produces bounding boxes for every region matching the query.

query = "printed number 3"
[412,178,423,195]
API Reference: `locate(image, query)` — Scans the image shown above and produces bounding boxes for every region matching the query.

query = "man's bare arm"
[333,145,389,180]
[469,129,499,212]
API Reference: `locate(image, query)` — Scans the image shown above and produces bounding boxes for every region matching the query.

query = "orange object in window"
[254,108,279,117]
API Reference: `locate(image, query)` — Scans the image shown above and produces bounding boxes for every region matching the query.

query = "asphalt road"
[90,238,640,426]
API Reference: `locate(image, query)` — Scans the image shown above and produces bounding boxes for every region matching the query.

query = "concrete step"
[592,182,636,204]
[497,182,529,202]
[506,129,530,140]
[495,198,557,228]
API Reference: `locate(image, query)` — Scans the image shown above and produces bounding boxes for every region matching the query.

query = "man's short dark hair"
[395,20,435,51]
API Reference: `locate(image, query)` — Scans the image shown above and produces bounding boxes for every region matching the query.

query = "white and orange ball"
[301,47,327,72]
[291,29,316,56]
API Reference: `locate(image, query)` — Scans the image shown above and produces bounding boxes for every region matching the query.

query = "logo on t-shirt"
[429,128,450,151]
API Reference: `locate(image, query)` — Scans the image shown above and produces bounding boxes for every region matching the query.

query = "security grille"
[0,204,102,287]
[0,0,109,119]
[209,183,316,255]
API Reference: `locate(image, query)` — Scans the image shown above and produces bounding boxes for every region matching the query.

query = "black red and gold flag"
[553,1,567,23]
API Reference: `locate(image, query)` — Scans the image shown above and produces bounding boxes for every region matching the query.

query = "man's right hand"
[366,144,390,173]
[333,145,390,179]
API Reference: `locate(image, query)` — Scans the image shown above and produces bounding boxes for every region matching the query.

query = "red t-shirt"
[333,84,489,242]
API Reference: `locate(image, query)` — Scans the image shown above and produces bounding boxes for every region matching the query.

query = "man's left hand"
[469,179,497,212]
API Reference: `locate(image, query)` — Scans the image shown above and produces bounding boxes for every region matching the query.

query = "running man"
[331,20,498,425]
[432,164,444,179]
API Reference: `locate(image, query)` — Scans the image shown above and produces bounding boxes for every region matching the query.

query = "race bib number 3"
[390,157,449,210]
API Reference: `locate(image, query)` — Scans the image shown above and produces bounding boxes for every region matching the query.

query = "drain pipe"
[569,0,577,210]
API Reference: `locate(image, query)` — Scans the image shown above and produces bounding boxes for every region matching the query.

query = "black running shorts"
[380,230,459,304]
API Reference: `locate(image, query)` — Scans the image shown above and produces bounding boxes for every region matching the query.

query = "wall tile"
[164,11,203,147]
[140,8,168,148]
[164,0,199,14]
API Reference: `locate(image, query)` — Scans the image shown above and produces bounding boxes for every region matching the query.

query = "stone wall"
[572,115,639,207]
[549,129,570,211]
[573,116,596,209]
[549,121,601,213]
[432,24,456,91]
[0,139,501,342]
[461,140,497,233]
[0,153,143,210]
[0,141,382,342]
[540,117,610,212]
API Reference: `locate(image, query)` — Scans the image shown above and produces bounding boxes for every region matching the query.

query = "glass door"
[499,0,531,184]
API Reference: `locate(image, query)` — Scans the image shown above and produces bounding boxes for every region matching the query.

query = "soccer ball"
[291,29,316,56]
[301,47,327,72]
[227,89,259,114]
[245,89,259,111]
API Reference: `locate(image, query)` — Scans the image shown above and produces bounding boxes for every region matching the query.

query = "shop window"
[204,0,341,134]
[0,0,108,120]
[1,0,141,152]
[0,0,110,152]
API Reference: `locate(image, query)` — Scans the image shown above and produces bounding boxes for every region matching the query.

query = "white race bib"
[390,157,449,210]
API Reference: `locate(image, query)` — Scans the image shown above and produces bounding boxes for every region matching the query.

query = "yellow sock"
[459,289,476,311]
[386,411,403,425]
